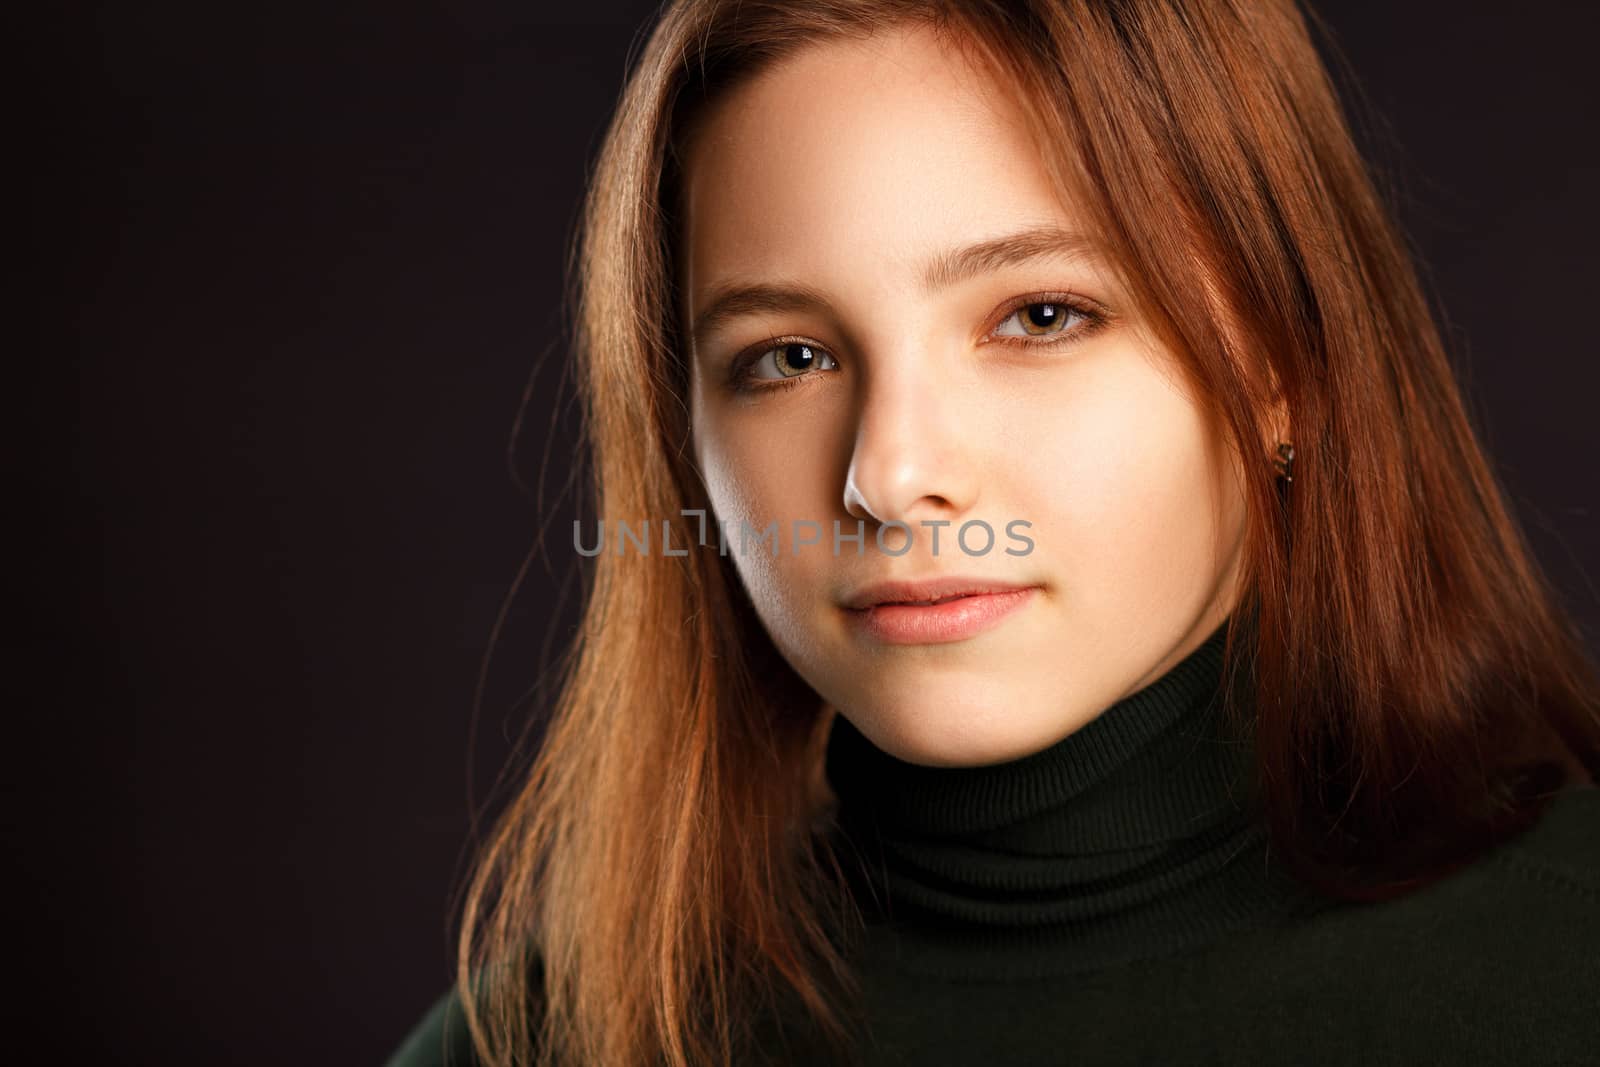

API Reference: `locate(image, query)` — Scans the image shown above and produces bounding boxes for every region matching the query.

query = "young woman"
[389,1,1600,1064]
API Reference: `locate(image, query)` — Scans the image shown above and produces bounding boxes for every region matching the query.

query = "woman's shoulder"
[1358,782,1599,929]
[384,987,483,1067]
[386,954,551,1067]
[1489,781,1600,891]
[1188,785,1600,1061]
[1230,784,1599,984]
[1268,783,1600,983]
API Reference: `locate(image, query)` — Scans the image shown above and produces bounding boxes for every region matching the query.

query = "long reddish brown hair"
[456,1,1600,1064]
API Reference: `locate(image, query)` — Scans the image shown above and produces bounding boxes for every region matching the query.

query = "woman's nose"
[841,348,980,532]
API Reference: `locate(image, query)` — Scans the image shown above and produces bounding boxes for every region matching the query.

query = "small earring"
[1271,441,1295,484]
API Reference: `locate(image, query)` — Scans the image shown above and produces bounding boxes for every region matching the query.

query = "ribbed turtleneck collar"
[822,616,1327,980]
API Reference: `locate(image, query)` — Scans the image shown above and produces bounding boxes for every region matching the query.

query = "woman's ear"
[1258,368,1292,458]
[1268,395,1292,455]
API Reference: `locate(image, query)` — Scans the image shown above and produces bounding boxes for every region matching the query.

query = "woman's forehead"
[676,25,1088,317]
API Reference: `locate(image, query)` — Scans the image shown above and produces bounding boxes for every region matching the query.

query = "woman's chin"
[837,683,1094,769]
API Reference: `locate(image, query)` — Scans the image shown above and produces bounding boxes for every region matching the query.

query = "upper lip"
[842,577,1038,611]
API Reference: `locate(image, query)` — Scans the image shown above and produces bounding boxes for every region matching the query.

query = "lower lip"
[845,588,1039,645]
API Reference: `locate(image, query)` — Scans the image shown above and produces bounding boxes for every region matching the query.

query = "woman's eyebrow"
[690,282,834,350]
[688,225,1098,347]
[921,224,1099,291]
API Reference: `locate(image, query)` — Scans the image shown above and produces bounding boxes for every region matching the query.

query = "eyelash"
[726,292,1110,394]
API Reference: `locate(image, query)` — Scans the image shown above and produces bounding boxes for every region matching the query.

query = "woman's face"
[681,24,1253,768]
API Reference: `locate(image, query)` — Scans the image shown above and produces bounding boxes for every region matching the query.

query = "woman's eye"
[745,341,839,381]
[732,299,1101,392]
[992,300,1087,341]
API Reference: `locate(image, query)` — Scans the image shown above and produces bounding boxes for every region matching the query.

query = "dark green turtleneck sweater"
[389,620,1600,1065]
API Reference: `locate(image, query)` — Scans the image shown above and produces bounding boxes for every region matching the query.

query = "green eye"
[747,341,839,380]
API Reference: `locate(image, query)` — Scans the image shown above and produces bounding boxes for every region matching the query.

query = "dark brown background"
[23,2,1599,1063]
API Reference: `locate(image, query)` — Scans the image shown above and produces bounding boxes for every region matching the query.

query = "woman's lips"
[844,587,1039,645]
